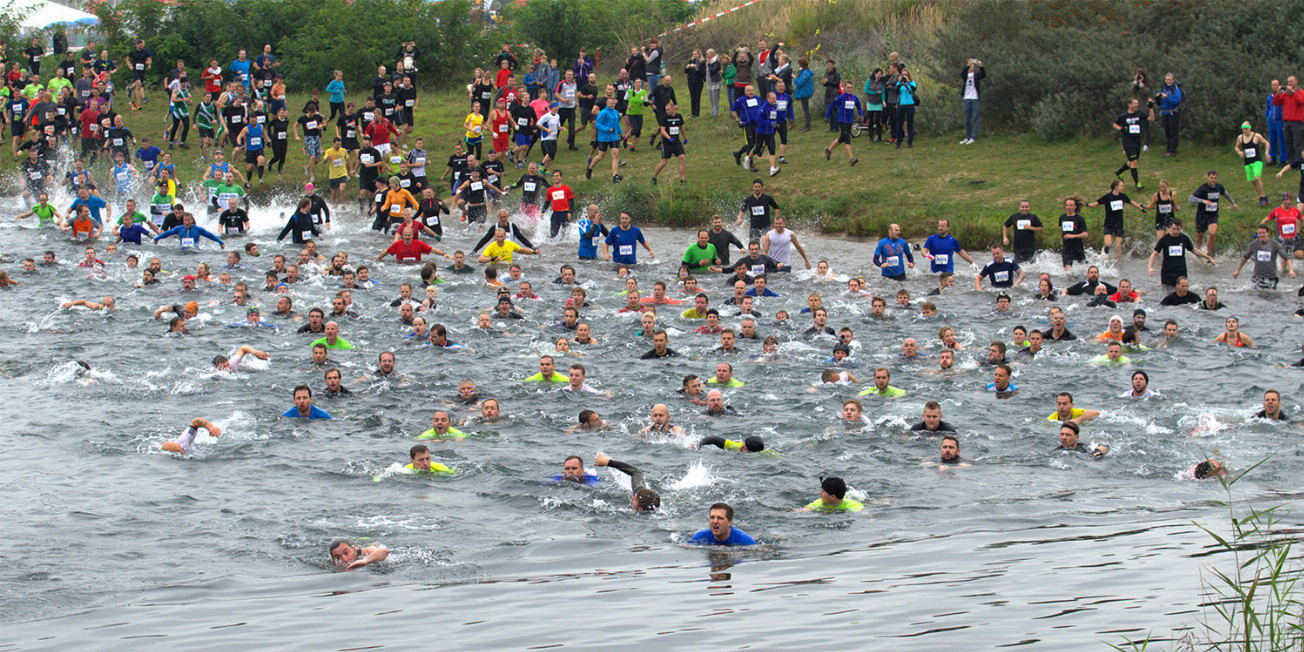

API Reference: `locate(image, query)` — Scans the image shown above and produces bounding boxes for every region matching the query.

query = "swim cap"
[247,306,260,315]
[1110,314,1123,324]
[304,183,315,190]
[183,274,197,283]
[743,436,765,452]
[1060,421,1080,435]
[821,475,847,500]
[1133,308,1146,317]
[832,342,850,354]
[184,301,199,314]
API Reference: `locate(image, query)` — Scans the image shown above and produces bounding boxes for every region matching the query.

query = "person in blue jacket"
[752,92,780,177]
[576,204,608,260]
[1156,72,1183,157]
[284,385,332,419]
[894,66,918,149]
[586,97,623,183]
[792,58,815,131]
[277,197,323,244]
[773,81,795,163]
[731,84,763,172]
[687,503,756,546]
[154,213,225,249]
[873,223,914,280]
[823,82,862,166]
[1267,79,1287,165]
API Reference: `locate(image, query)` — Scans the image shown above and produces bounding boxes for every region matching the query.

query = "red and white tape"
[656,0,767,38]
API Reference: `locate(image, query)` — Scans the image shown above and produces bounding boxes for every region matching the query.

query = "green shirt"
[707,377,745,387]
[311,336,355,350]
[626,88,648,116]
[805,498,864,513]
[682,243,718,271]
[46,78,73,96]
[196,102,217,130]
[723,64,737,86]
[117,211,148,226]
[214,182,246,209]
[858,385,906,397]
[21,84,43,100]
[150,193,174,218]
[415,428,467,440]
[30,203,57,224]
[523,371,568,382]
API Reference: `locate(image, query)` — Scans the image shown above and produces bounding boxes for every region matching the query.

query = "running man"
[1235,121,1271,207]
[1113,98,1148,190]
[1188,170,1238,258]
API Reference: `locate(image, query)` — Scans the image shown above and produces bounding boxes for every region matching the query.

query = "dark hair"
[820,475,847,499]
[634,488,661,511]
[410,444,429,458]
[293,384,312,396]
[1060,421,1080,435]
[742,436,765,452]
[942,435,959,447]
[577,411,596,425]
[710,502,734,521]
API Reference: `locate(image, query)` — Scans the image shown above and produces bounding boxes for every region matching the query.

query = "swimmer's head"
[633,488,661,512]
[742,436,765,452]
[329,539,356,566]
[820,475,847,501]
[820,368,840,383]
[1193,459,1224,480]
[212,355,230,370]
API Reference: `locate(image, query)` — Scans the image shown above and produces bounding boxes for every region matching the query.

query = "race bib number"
[360,154,374,164]
[363,112,374,122]
[551,190,565,201]
[231,115,242,123]
[277,132,286,140]
[390,204,403,215]
[28,171,42,180]
[751,206,764,215]
[518,118,529,126]
[1109,200,1123,211]
[844,100,854,109]
[590,236,600,247]
[414,157,425,166]
[1168,245,1183,257]
[1282,222,1296,235]
[471,181,483,191]
[345,129,356,138]
[57,107,66,115]
[1208,202,1219,212]
[1061,221,1074,232]
[1159,204,1172,213]
[300,230,311,241]
[181,237,196,248]
[1256,250,1272,261]
[1244,148,1256,158]
[933,254,949,265]
[619,245,633,256]
[668,126,679,135]
[1017,219,1031,230]
[994,271,1009,282]
[751,264,765,275]
[135,63,144,70]
[113,138,124,146]
[1128,125,1140,134]
[405,100,414,107]
[248,137,262,148]
[306,121,317,129]
[400,179,411,187]
[746,98,758,107]
[885,255,900,267]
[498,124,508,132]
[226,226,239,234]
[777,101,788,111]
[331,158,343,168]
[523,182,536,192]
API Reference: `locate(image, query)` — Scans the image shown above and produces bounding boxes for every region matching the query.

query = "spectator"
[960,57,985,144]
[1266,79,1286,165]
[1274,75,1304,165]
[793,58,814,131]
[821,59,841,132]
[1156,72,1183,157]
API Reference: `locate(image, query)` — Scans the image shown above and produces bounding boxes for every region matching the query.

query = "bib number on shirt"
[751,206,764,216]
[1017,219,1031,230]
[934,254,949,265]
[1282,222,1296,235]
[1257,250,1272,261]
[994,271,1009,282]
[669,126,680,135]
[1110,200,1123,211]
[619,245,633,256]
[1168,245,1183,257]
[551,190,565,201]
[523,182,536,192]
[746,98,758,107]
[471,181,483,191]
[181,237,196,247]
[1244,148,1256,158]
[1159,204,1172,213]
[885,256,899,267]
[1061,221,1074,232]
[135,63,144,70]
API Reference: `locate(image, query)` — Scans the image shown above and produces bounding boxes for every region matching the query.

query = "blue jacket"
[595,106,623,143]
[1158,83,1182,114]
[897,79,918,106]
[774,93,794,124]
[873,237,914,277]
[793,68,815,99]
[154,224,224,248]
[1266,93,1283,122]
[732,93,763,124]
[754,101,779,134]
[824,93,863,124]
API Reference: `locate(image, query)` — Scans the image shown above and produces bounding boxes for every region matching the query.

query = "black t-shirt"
[577,82,599,109]
[510,104,535,132]
[358,106,377,131]
[127,48,150,71]
[480,160,505,187]
[219,208,249,234]
[357,147,382,180]
[297,114,325,137]
[1115,111,1145,143]
[1058,213,1087,255]
[1154,233,1195,278]
[57,58,76,79]
[1003,212,1042,252]
[1192,183,1227,218]
[1041,327,1077,341]
[910,420,956,432]
[396,86,417,113]
[1096,192,1131,225]
[661,113,685,140]
[446,153,469,179]
[513,173,548,204]
[222,103,246,126]
[979,260,1020,287]
[1064,279,1116,296]
[26,45,44,66]
[377,93,398,118]
[1160,290,1200,306]
[708,229,744,267]
[741,193,779,232]
[267,117,290,144]
[338,113,360,142]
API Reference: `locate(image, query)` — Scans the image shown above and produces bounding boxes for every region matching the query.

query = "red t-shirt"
[547,184,573,212]
[79,109,101,141]
[495,68,511,89]
[491,112,511,143]
[1268,206,1301,239]
[386,239,432,262]
[364,118,395,146]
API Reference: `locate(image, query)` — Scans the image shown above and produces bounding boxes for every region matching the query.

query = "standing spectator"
[1273,75,1304,165]
[793,58,814,132]
[732,47,753,106]
[684,49,705,118]
[572,48,593,81]
[1131,68,1152,151]
[545,58,560,103]
[1156,72,1183,157]
[883,63,900,143]
[1266,79,1286,165]
[495,45,517,72]
[705,49,723,118]
[863,69,885,142]
[960,57,985,144]
[821,59,841,132]
[644,38,663,90]
[895,67,918,149]
[722,53,737,108]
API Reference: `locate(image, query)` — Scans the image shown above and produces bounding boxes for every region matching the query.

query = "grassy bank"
[4,86,1297,252]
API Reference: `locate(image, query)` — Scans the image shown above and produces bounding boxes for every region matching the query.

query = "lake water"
[2,184,1302,650]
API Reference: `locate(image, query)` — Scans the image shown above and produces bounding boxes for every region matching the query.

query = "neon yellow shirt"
[523,371,568,382]
[482,240,522,263]
[805,498,865,512]
[416,427,468,440]
[405,462,454,474]
[324,146,348,179]
[859,385,906,397]
[1048,408,1088,421]
[464,112,485,140]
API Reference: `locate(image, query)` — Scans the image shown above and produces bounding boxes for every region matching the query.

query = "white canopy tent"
[13,0,99,32]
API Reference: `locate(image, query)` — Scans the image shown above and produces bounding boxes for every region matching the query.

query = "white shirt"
[765,228,794,267]
[963,72,979,100]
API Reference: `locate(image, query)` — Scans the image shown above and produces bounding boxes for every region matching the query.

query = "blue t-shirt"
[688,526,756,546]
[118,223,151,244]
[605,226,645,265]
[986,382,1018,392]
[923,233,964,273]
[873,237,912,278]
[71,195,108,224]
[326,80,346,104]
[577,218,607,259]
[135,145,161,167]
[551,473,600,486]
[282,405,333,419]
[979,259,1021,287]
[229,59,252,86]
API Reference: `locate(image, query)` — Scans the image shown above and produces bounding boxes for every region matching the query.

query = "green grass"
[6,85,1298,252]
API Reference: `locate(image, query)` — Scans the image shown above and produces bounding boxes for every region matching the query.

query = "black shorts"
[1195,212,1218,233]
[579,106,593,125]
[398,110,414,126]
[1123,142,1140,161]
[11,121,26,137]
[1103,218,1125,237]
[541,140,557,158]
[467,204,487,222]
[329,176,348,189]
[752,132,776,156]
[776,123,788,145]
[342,139,359,151]
[660,139,685,159]
[1153,211,1173,231]
[628,114,643,137]
[359,175,377,193]
[837,122,851,144]
[199,126,215,139]
[596,141,618,152]
[80,138,98,156]
[245,148,265,164]
[1061,248,1086,266]
[226,129,242,146]
[132,70,147,83]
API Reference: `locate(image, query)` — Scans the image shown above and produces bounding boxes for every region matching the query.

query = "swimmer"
[808,368,858,393]
[212,345,270,372]
[1254,389,1299,424]
[1152,319,1181,349]
[563,363,607,395]
[154,301,199,321]
[311,321,355,350]
[911,401,956,432]
[927,349,958,374]
[640,330,679,359]
[938,326,965,350]
[708,362,744,387]
[61,296,116,311]
[1091,341,1132,366]
[566,409,609,432]
[922,435,971,468]
[329,540,389,571]
[702,389,739,416]
[839,399,874,427]
[858,367,906,397]
[1213,316,1254,348]
[417,410,468,439]
[523,355,568,382]
[799,476,864,512]
[986,364,1018,397]
[984,341,1008,365]
[1048,392,1098,424]
[639,403,685,436]
[1097,315,1127,342]
[1121,370,1158,398]
[698,435,765,452]
[323,368,352,398]
[679,374,707,406]
[687,502,756,546]
[1179,458,1226,481]
[161,417,223,455]
[405,444,454,475]
[1054,421,1108,457]
[555,454,600,484]
[476,398,501,423]
[593,452,661,511]
[283,385,333,419]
